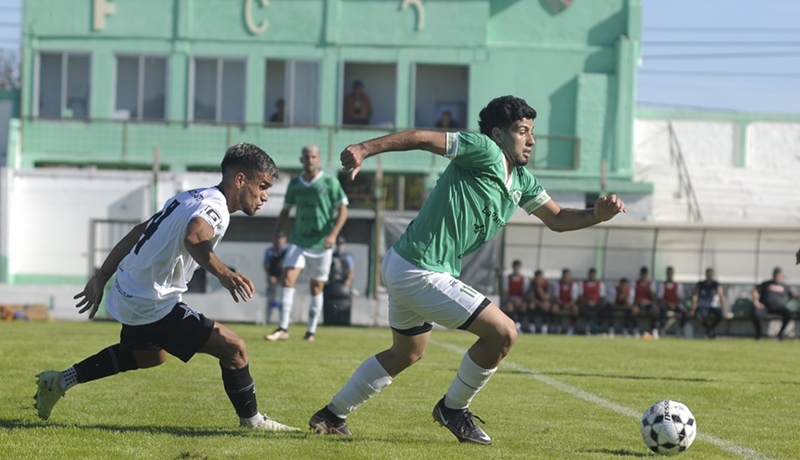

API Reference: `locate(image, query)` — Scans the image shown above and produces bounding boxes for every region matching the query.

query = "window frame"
[33,50,93,119]
[112,53,170,121]
[188,56,248,123]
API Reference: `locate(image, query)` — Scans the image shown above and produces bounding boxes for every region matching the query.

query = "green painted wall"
[18,0,643,193]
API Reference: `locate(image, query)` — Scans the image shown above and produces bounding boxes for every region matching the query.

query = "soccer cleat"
[303,332,316,342]
[242,413,300,431]
[34,371,65,420]
[264,328,289,341]
[309,407,352,435]
[432,397,492,445]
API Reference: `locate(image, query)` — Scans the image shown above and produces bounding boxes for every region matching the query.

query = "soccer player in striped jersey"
[34,143,296,431]
[308,95,626,445]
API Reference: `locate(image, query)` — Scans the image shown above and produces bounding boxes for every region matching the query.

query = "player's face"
[495,118,535,167]
[563,271,571,282]
[301,148,321,174]
[239,171,273,216]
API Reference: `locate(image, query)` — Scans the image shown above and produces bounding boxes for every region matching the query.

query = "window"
[114,55,167,120]
[264,59,320,125]
[36,52,91,118]
[190,57,246,122]
[341,63,396,127]
[413,64,468,129]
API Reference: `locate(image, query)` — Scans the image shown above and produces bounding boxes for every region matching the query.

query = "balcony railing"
[15,117,580,173]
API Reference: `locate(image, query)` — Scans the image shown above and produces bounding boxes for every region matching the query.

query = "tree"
[0,49,21,90]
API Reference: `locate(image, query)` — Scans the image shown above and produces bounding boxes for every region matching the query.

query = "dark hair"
[562,268,571,275]
[512,260,522,267]
[620,277,629,284]
[221,142,279,179]
[534,269,543,276]
[589,268,597,274]
[640,266,648,274]
[667,266,674,271]
[478,95,537,137]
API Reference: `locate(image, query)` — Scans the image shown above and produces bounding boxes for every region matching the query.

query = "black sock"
[221,364,258,418]
[74,344,139,383]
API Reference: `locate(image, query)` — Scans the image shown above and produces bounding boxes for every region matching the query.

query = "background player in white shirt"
[34,143,296,431]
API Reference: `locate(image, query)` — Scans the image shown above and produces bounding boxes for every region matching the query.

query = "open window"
[413,64,468,129]
[35,51,91,118]
[264,59,320,125]
[340,62,396,127]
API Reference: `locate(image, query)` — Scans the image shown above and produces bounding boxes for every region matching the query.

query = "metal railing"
[668,121,703,222]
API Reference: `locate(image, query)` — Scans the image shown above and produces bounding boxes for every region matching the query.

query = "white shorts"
[382,247,489,334]
[283,244,334,282]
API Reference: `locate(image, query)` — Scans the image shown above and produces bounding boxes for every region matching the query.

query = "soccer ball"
[641,400,697,455]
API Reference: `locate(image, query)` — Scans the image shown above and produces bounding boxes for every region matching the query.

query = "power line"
[644,41,800,47]
[640,70,800,79]
[647,27,800,34]
[643,50,800,60]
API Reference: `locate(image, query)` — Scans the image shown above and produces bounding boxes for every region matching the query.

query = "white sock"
[329,355,392,418]
[307,293,323,334]
[241,412,263,427]
[59,367,79,392]
[279,287,295,330]
[444,353,496,410]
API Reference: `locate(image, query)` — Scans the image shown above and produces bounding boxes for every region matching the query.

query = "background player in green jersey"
[265,145,349,342]
[309,96,626,444]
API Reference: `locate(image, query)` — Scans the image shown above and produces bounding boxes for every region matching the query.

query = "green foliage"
[1,322,798,459]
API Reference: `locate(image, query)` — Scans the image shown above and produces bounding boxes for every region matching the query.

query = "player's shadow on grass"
[582,448,649,458]
[0,418,308,439]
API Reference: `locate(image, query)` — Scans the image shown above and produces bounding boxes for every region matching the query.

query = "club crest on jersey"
[204,207,222,225]
[317,187,325,195]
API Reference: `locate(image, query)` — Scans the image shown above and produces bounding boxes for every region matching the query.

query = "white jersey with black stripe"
[107,187,230,326]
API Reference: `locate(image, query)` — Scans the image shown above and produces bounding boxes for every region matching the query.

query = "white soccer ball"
[641,400,697,455]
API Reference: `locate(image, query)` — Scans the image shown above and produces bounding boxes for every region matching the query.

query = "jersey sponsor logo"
[317,187,325,195]
[114,279,133,298]
[481,203,506,228]
[204,206,222,225]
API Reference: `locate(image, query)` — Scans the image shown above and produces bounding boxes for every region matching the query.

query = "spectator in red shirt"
[578,268,607,336]
[657,266,687,337]
[634,267,658,339]
[501,260,528,332]
[608,278,639,338]
[526,269,551,334]
[554,268,579,335]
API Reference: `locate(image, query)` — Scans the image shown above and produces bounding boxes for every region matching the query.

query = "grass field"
[1,321,798,460]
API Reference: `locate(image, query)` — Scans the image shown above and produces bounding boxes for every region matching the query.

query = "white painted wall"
[635,117,800,223]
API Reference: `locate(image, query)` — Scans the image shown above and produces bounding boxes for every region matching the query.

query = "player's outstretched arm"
[74,220,148,319]
[184,217,254,303]
[532,194,626,233]
[341,130,446,180]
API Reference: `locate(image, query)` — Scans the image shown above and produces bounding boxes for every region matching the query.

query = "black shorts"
[119,303,215,363]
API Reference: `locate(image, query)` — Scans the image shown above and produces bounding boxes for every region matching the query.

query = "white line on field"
[430,339,772,460]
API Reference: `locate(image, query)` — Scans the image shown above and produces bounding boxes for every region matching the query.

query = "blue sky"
[1,0,798,114]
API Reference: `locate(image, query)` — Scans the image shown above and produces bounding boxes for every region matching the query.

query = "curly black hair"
[478,95,537,137]
[221,142,280,179]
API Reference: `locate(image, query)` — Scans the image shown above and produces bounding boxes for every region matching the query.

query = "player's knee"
[135,349,168,369]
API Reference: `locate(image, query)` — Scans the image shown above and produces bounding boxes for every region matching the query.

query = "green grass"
[1,321,798,459]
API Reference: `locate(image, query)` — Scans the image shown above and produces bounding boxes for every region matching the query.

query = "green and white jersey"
[393,132,550,277]
[283,171,349,249]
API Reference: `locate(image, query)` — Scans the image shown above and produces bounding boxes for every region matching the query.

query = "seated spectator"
[634,266,659,339]
[343,80,372,125]
[657,266,688,337]
[501,260,528,332]
[435,110,460,129]
[607,278,638,339]
[269,98,285,123]
[578,268,607,336]
[554,268,579,335]
[690,268,725,339]
[751,267,798,341]
[526,269,551,334]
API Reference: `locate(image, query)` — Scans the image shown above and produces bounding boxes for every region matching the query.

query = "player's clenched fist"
[593,194,626,222]
[340,143,369,180]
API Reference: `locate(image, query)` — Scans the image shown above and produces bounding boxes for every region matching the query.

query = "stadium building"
[1,0,798,333]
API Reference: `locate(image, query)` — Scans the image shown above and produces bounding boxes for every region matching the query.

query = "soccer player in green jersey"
[309,96,626,444]
[265,145,349,342]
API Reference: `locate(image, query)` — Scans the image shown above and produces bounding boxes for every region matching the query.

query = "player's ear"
[235,171,247,187]
[491,127,502,142]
